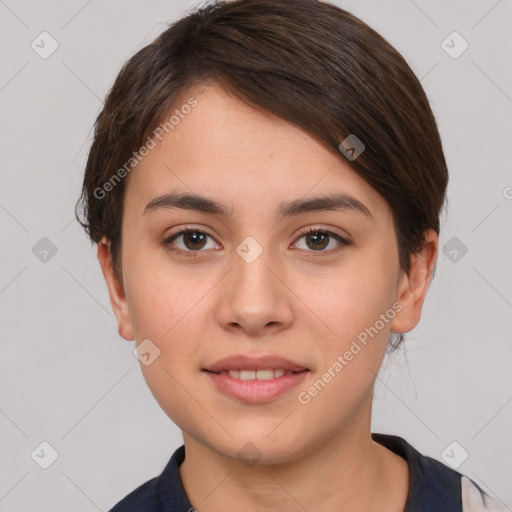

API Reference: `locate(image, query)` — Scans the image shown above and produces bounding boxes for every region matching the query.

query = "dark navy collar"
[371,433,462,511]
[110,432,464,511]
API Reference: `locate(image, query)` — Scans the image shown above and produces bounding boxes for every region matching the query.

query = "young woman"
[76,1,505,510]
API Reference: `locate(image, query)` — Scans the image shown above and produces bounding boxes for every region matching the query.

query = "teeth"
[219,369,296,380]
[256,369,274,380]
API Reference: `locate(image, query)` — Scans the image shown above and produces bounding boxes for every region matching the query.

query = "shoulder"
[373,432,462,509]
[107,445,190,512]
[372,433,508,512]
[108,476,160,511]
[460,475,509,512]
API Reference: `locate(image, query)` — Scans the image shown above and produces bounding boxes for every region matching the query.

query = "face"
[98,83,436,464]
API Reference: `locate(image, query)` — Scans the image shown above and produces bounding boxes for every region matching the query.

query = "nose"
[215,242,294,337]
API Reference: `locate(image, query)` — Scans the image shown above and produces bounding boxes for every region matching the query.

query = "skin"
[98,83,438,512]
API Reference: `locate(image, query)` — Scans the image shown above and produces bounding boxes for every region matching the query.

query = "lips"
[203,364,310,403]
[203,354,309,374]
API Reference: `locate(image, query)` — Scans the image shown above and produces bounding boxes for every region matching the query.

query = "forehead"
[125,84,391,223]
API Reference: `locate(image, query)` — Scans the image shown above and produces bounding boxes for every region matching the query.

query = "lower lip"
[203,370,309,403]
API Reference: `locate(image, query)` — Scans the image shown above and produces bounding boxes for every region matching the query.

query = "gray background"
[0,0,511,510]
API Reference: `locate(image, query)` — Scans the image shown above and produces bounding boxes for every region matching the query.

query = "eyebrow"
[143,191,373,221]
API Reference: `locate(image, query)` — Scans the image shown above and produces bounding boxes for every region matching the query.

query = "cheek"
[126,275,204,354]
[297,257,397,340]
[123,244,211,371]
[297,254,397,398]
[126,268,207,424]
[122,241,190,338]
[293,275,395,431]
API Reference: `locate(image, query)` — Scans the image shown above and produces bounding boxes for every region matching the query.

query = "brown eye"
[162,228,218,257]
[180,231,208,250]
[294,228,349,254]
[304,231,330,251]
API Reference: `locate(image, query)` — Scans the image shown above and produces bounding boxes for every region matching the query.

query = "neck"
[179,418,409,512]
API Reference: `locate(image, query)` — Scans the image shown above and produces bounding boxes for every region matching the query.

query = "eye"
[162,226,349,258]
[292,227,349,254]
[162,227,219,257]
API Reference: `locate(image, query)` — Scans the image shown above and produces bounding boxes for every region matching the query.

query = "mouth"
[203,354,309,374]
[203,368,308,380]
[202,354,310,403]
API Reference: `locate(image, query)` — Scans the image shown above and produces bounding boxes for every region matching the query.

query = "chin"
[208,430,308,467]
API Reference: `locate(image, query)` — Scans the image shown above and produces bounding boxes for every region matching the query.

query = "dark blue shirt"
[109,432,505,511]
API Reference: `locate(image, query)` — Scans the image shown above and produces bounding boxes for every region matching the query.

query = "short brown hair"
[75,0,448,350]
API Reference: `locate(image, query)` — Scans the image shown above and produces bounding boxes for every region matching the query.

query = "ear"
[97,237,135,341]
[390,229,438,334]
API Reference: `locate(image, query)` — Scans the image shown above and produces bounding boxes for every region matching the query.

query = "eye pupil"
[306,231,329,250]
[184,231,207,250]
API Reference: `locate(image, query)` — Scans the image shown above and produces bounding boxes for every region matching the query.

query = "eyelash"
[161,225,350,258]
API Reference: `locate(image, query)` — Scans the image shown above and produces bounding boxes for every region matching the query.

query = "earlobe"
[390,230,438,334]
[97,237,135,341]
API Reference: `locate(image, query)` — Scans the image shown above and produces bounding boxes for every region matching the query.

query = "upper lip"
[203,354,309,373]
